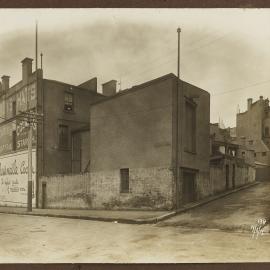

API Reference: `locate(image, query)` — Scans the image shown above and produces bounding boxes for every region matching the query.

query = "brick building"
[0,57,105,207]
[88,73,211,210]
[236,96,270,180]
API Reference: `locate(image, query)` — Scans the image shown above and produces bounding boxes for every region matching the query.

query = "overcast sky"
[0,9,269,127]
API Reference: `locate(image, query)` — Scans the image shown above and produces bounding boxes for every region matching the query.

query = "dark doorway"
[232,164,236,189]
[225,164,230,190]
[182,171,196,204]
[42,182,47,209]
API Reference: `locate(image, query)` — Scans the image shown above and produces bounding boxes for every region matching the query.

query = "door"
[42,182,47,209]
[232,164,236,189]
[182,171,196,204]
[225,164,230,190]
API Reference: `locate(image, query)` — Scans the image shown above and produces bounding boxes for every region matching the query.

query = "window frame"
[58,124,69,150]
[184,98,197,154]
[64,92,74,112]
[120,168,130,193]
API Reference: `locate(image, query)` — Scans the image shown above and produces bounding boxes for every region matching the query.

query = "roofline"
[43,78,105,97]
[90,73,209,107]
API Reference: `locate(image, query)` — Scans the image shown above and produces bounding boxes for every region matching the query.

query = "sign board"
[0,150,36,207]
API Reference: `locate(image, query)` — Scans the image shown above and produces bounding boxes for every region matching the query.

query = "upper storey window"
[64,92,74,112]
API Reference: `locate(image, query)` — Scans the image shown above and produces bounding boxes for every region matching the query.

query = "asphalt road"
[0,182,270,263]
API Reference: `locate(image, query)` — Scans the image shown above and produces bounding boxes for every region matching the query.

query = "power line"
[212,79,270,97]
[120,30,231,88]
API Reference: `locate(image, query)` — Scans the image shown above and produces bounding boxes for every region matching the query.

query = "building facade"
[236,96,270,180]
[210,123,256,194]
[237,96,270,165]
[0,57,105,207]
[88,73,211,210]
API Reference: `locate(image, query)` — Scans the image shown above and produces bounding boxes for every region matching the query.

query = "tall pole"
[175,27,181,209]
[35,21,38,71]
[27,120,33,212]
[40,52,43,70]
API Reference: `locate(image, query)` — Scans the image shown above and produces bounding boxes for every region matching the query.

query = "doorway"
[225,164,230,190]
[182,170,196,204]
[232,164,236,189]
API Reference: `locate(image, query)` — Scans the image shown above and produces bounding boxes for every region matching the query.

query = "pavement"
[2,212,270,263]
[0,181,260,225]
[158,181,270,233]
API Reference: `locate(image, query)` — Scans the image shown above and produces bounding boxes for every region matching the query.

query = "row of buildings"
[0,57,266,210]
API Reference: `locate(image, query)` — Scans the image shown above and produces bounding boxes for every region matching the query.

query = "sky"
[0,9,270,127]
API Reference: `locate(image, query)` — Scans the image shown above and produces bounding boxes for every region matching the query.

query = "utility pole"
[40,52,43,70]
[27,120,33,212]
[19,111,43,212]
[35,21,38,71]
[175,27,181,209]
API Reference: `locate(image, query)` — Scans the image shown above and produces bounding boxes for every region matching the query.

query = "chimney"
[1,75,10,92]
[247,98,252,110]
[260,95,264,102]
[21,57,33,85]
[102,80,117,96]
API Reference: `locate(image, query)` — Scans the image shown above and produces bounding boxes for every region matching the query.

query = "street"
[0,183,270,263]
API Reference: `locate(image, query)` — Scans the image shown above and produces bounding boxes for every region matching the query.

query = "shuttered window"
[185,100,196,153]
[59,125,69,149]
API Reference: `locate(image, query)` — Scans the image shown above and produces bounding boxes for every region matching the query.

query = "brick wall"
[40,166,173,210]
[39,173,91,209]
[195,170,213,199]
[89,167,173,210]
[210,161,255,194]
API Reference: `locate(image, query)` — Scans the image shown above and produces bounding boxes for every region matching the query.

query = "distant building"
[210,123,256,194]
[236,96,270,180]
[0,57,105,207]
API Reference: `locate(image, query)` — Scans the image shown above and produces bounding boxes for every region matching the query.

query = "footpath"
[0,181,259,225]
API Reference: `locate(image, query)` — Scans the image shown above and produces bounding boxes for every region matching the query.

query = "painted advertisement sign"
[5,82,37,118]
[0,150,36,207]
[0,122,15,155]
[16,120,37,151]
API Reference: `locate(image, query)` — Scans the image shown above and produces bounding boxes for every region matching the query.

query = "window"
[254,153,257,157]
[64,92,74,112]
[12,101,16,117]
[120,168,129,193]
[265,127,269,137]
[248,140,253,145]
[12,130,17,151]
[59,125,69,149]
[184,100,196,153]
[262,152,267,157]
[242,151,245,157]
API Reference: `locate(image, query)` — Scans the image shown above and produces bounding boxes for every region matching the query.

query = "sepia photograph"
[0,7,269,264]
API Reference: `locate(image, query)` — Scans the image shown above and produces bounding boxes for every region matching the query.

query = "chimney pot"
[102,80,117,96]
[260,96,263,101]
[1,75,10,92]
[21,57,33,85]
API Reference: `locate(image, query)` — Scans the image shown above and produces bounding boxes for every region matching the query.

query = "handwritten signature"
[251,218,268,239]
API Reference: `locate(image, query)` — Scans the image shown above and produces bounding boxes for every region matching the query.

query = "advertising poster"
[0,150,36,207]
